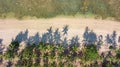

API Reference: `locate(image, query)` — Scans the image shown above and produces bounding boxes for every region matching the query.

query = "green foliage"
[4,50,14,59]
[20,44,35,60]
[57,45,64,53]
[116,48,120,59]
[3,42,120,67]
[4,41,20,59]
[38,42,47,52]
[71,46,78,52]
[82,45,101,62]
[9,41,19,50]
[109,46,116,50]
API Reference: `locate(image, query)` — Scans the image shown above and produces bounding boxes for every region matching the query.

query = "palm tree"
[70,45,78,53]
[57,45,64,54]
[9,41,19,53]
[46,44,56,65]
[32,46,40,65]
[54,45,64,66]
[116,48,120,63]
[43,52,49,67]
[69,45,79,65]
[0,54,3,64]
[48,52,56,65]
[6,60,13,67]
[4,42,20,64]
[38,42,47,66]
[82,45,101,66]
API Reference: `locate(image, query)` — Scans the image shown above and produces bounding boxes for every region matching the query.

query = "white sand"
[0,18,120,50]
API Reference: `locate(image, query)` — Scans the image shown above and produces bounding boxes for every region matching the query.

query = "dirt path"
[0,18,120,47]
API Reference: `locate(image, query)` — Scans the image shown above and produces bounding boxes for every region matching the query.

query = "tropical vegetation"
[0,41,120,67]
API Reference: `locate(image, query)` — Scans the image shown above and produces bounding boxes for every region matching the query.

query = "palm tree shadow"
[88,30,97,44]
[97,35,103,49]
[62,25,69,35]
[46,26,54,44]
[22,29,29,42]
[70,35,80,47]
[41,33,48,44]
[111,31,117,47]
[62,37,68,48]
[0,38,3,45]
[27,32,41,45]
[105,34,112,45]
[83,27,97,46]
[83,27,89,40]
[0,38,3,64]
[53,28,62,45]
[105,31,117,47]
[0,38,4,54]
[12,29,29,44]
[118,36,120,43]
